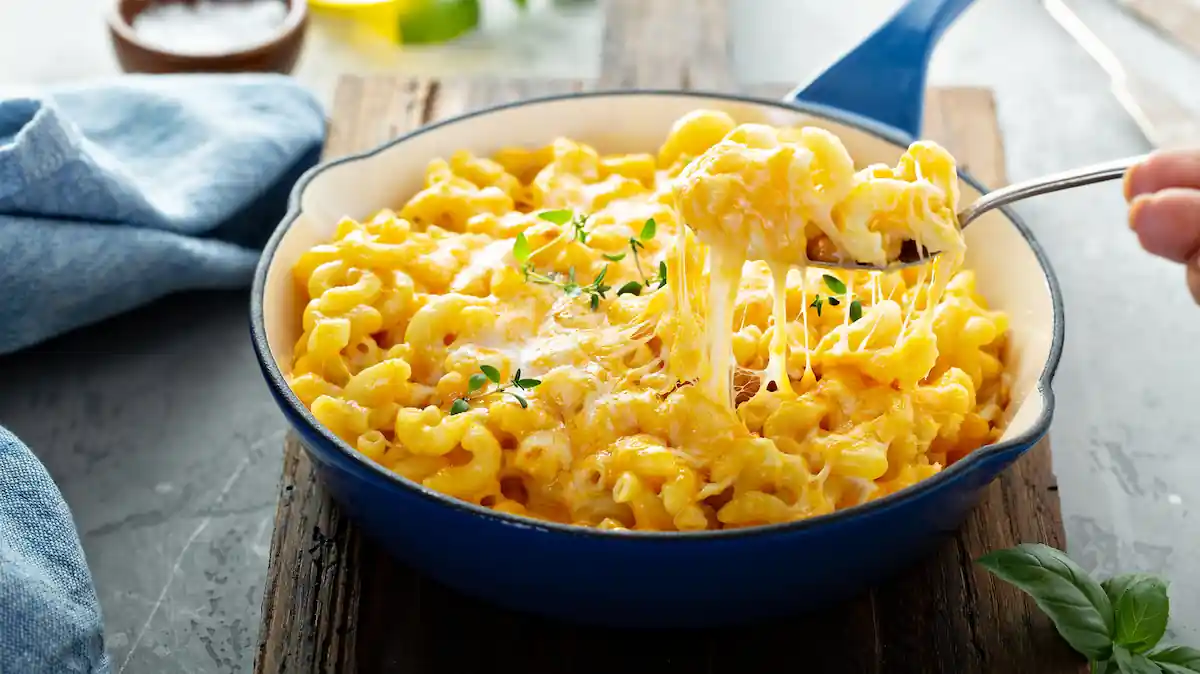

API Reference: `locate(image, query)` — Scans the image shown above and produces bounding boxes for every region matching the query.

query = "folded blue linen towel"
[0,74,326,673]
[0,73,325,354]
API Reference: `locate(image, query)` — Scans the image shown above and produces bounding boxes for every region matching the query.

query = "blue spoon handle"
[788,0,977,140]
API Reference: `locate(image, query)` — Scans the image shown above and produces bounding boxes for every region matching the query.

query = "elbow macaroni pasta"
[286,109,1011,531]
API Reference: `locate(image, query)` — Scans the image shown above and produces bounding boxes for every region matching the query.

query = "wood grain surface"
[255,2,1080,672]
[1122,0,1200,56]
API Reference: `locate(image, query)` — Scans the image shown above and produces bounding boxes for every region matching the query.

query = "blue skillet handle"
[789,0,977,140]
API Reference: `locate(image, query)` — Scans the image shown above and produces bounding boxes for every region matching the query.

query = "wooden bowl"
[108,0,308,74]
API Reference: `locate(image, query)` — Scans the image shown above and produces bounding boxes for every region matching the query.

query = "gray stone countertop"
[1,0,1198,671]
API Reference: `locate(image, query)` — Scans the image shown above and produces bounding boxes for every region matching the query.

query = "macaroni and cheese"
[286,109,1011,531]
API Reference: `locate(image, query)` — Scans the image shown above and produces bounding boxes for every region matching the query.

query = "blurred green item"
[311,0,536,46]
[399,0,481,44]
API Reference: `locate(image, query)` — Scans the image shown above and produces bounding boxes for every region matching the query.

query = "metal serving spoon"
[810,153,1148,272]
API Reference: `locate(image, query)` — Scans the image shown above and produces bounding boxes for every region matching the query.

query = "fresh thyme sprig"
[538,208,590,244]
[531,263,613,311]
[608,218,668,297]
[810,273,862,322]
[514,213,663,308]
[449,365,541,414]
[513,231,612,310]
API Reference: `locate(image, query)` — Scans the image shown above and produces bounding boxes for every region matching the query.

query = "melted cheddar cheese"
[286,110,1011,531]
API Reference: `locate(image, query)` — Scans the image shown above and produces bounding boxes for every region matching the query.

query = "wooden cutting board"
[254,3,1080,672]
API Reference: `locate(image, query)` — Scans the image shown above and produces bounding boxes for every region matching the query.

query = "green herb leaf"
[822,274,847,295]
[1115,645,1164,674]
[640,218,657,241]
[617,281,643,296]
[515,378,541,389]
[538,209,574,225]
[1150,646,1200,673]
[849,299,863,322]
[657,261,668,288]
[449,398,471,415]
[507,391,529,408]
[827,296,841,306]
[563,283,581,297]
[1109,575,1170,654]
[479,365,502,384]
[629,237,644,252]
[977,544,1115,661]
[468,373,487,393]
[810,296,824,317]
[593,266,608,286]
[603,252,627,262]
[571,215,589,244]
[589,294,600,310]
[513,233,531,263]
[1104,575,1140,604]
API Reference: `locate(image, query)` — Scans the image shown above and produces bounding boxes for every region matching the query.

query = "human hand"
[1126,149,1200,303]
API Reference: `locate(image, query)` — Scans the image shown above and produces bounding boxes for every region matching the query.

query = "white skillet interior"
[263,93,1055,442]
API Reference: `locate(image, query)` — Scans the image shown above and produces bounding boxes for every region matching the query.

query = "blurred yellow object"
[308,0,484,45]
[308,0,403,41]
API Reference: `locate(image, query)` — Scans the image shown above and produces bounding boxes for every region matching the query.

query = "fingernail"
[1129,193,1149,230]
[1188,257,1200,305]
[1124,156,1154,201]
[1124,163,1139,201]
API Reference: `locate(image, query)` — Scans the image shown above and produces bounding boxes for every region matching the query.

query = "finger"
[1189,254,1200,304]
[1129,188,1200,263]
[1125,149,1200,201]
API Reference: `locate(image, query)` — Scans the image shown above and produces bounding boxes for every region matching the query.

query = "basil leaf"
[1105,575,1140,605]
[977,544,1115,660]
[449,398,471,415]
[603,252,627,262]
[640,217,657,240]
[516,378,541,389]
[1150,646,1200,673]
[513,233,532,263]
[479,365,502,384]
[1115,645,1164,674]
[507,391,529,408]
[467,373,487,393]
[1110,574,1170,653]
[849,299,863,322]
[657,261,668,288]
[827,297,841,306]
[617,281,643,296]
[538,209,574,225]
[822,274,846,294]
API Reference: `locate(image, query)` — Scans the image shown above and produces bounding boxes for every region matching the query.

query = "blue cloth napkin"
[1,428,110,674]
[0,74,325,673]
[0,73,325,354]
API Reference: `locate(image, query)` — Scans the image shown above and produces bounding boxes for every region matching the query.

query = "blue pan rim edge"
[249,88,1066,543]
